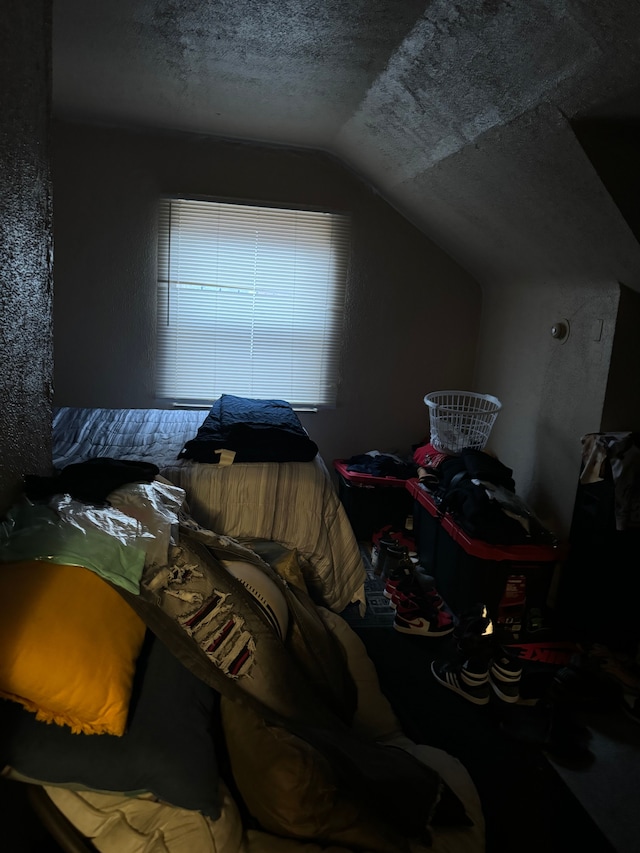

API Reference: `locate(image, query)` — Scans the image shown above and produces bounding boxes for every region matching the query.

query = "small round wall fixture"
[550,319,570,343]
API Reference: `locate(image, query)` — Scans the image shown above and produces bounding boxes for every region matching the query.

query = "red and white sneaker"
[393,597,454,637]
[383,576,404,602]
[386,581,445,612]
[387,588,445,610]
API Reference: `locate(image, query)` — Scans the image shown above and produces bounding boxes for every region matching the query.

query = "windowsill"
[169,402,319,413]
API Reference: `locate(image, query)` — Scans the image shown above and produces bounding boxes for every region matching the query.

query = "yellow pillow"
[220,697,411,853]
[0,561,146,735]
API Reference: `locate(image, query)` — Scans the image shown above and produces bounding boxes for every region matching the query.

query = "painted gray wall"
[52,120,481,467]
[457,106,640,538]
[474,279,620,538]
[49,114,640,542]
[0,2,53,517]
[49,4,640,543]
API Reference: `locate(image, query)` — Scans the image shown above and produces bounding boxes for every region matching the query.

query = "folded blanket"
[180,395,318,463]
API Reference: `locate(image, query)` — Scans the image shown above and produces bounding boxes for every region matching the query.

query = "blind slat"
[157,198,350,407]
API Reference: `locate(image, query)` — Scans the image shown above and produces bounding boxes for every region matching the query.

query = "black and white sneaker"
[454,603,495,655]
[431,658,490,705]
[489,654,522,703]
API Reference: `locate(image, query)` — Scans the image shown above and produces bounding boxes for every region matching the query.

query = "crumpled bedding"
[0,481,186,595]
[39,604,485,853]
[52,407,366,614]
[7,481,483,853]
[42,730,486,853]
[0,500,146,595]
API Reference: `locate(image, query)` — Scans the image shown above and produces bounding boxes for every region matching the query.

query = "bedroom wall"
[51,119,481,466]
[473,279,620,539]
[0,2,53,517]
[460,110,640,540]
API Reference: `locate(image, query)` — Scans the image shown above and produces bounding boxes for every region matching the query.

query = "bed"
[2,408,485,853]
[52,404,366,614]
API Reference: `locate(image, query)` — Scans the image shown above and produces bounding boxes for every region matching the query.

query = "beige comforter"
[52,407,366,614]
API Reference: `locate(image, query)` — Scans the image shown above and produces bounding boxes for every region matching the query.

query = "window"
[157,197,351,408]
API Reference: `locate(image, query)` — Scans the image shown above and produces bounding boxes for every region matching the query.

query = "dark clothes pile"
[24,458,160,504]
[346,451,416,480]
[420,447,554,546]
[180,394,318,464]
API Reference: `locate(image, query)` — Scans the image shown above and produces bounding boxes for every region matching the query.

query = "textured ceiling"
[52,0,640,287]
[53,0,430,147]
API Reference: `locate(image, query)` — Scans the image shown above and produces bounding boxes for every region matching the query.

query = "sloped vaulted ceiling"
[52,0,640,288]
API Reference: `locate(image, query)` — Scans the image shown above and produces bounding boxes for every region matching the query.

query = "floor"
[548,708,640,853]
[347,542,640,853]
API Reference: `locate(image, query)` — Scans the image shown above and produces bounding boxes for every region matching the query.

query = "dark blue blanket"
[180,395,318,463]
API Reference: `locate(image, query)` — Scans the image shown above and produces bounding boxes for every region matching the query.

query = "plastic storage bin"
[333,460,413,541]
[406,478,561,640]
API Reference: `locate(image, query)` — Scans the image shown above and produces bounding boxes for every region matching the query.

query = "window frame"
[156,194,352,410]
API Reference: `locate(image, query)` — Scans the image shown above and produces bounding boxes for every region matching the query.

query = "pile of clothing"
[414,443,555,545]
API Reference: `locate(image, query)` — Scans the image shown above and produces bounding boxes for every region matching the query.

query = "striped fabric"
[52,407,365,614]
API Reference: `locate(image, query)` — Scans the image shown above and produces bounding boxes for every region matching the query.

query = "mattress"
[52,407,366,614]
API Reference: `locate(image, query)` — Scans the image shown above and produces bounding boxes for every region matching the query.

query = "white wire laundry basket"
[423,390,502,453]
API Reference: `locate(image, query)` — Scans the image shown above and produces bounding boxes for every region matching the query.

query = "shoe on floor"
[431,657,490,705]
[386,583,445,611]
[393,596,454,637]
[384,577,405,603]
[383,565,415,602]
[489,654,522,703]
[453,603,496,663]
[386,569,446,610]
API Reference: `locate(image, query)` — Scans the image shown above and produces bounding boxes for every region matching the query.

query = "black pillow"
[0,631,223,819]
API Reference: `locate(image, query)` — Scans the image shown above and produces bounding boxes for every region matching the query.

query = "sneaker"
[431,657,490,705]
[380,544,409,581]
[393,596,454,637]
[372,533,402,577]
[382,552,415,599]
[411,568,443,600]
[386,566,444,606]
[388,584,445,612]
[383,576,404,602]
[453,603,496,660]
[489,653,522,703]
[455,603,494,638]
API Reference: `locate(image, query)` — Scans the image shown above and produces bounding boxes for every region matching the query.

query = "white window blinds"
[157,197,351,408]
